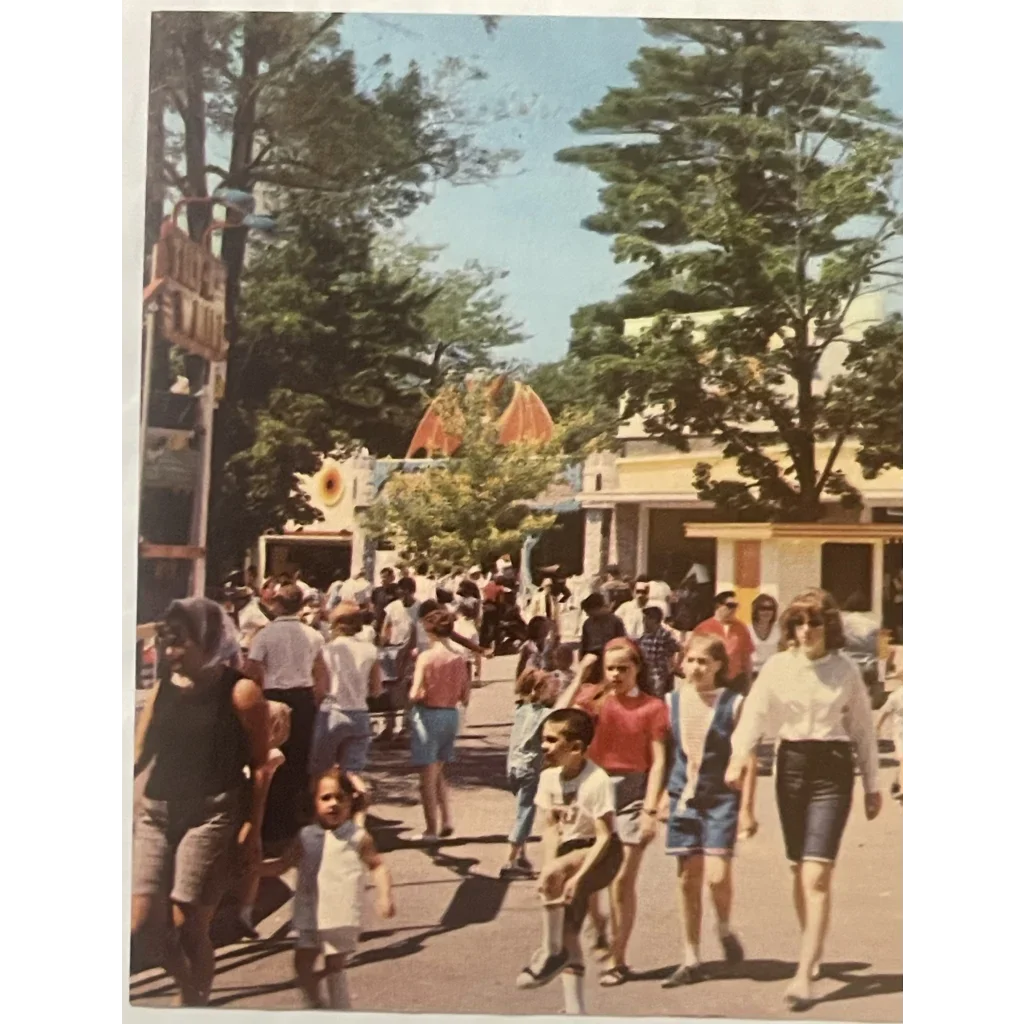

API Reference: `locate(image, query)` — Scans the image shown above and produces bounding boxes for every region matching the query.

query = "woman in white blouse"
[725,589,882,1011]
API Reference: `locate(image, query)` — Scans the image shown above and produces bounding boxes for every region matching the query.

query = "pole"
[139,306,156,453]
[190,359,217,597]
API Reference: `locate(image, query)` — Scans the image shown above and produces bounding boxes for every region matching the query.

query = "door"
[820,543,873,611]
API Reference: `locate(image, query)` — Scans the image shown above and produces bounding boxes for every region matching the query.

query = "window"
[820,543,873,612]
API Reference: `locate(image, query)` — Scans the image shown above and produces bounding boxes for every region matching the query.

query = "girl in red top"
[557,637,669,985]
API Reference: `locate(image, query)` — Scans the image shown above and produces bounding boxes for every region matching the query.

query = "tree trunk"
[144,26,171,393]
[207,15,262,584]
[180,13,210,240]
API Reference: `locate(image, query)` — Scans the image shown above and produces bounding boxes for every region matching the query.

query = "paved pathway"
[130,656,902,1019]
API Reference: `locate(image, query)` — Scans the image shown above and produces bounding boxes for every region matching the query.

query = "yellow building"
[578,293,903,632]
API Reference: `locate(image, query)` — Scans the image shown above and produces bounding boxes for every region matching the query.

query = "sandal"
[662,964,704,988]
[516,949,569,990]
[599,964,630,987]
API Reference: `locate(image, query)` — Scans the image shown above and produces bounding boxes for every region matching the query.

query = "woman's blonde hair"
[778,588,845,652]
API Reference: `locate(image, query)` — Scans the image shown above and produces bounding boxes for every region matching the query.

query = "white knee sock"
[542,903,566,957]
[717,918,732,939]
[238,905,255,929]
[683,941,700,967]
[326,969,351,1009]
[562,972,586,1015]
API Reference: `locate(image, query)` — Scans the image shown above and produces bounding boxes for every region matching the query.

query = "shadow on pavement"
[630,959,873,986]
[129,877,295,976]
[813,965,903,1005]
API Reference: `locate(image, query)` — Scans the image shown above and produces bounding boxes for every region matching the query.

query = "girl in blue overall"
[660,633,758,988]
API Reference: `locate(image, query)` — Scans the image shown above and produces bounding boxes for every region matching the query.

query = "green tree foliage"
[146,12,517,578]
[210,196,525,570]
[827,314,902,479]
[372,235,526,374]
[557,20,902,520]
[360,385,566,569]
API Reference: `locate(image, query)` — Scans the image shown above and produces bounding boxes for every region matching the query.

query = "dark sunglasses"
[724,601,739,610]
[792,614,824,628]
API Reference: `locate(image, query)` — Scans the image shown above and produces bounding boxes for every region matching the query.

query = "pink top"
[413,642,471,708]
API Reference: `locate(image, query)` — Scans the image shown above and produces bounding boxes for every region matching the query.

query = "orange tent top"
[405,398,463,457]
[497,382,555,445]
[405,380,554,457]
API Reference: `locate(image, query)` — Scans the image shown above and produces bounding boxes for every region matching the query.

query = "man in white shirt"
[646,576,672,616]
[245,583,329,843]
[377,577,420,743]
[236,589,270,654]
[412,561,435,604]
[340,570,373,607]
[615,577,652,639]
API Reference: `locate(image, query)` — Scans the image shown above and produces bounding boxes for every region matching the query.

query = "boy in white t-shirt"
[515,708,625,1014]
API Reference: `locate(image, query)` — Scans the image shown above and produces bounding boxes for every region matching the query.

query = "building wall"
[775,539,826,609]
[610,446,902,507]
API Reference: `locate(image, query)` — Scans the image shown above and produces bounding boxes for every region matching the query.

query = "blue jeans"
[507,772,539,846]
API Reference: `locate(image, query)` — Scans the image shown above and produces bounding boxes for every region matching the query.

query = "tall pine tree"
[558,20,902,520]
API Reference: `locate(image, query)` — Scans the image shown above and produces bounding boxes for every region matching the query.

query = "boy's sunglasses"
[724,601,739,610]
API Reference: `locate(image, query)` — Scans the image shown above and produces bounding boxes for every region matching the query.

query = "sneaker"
[661,963,704,988]
[516,948,569,989]
[408,832,440,845]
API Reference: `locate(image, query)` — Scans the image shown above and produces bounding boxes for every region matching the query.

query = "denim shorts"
[309,704,372,775]
[776,740,854,863]
[408,705,460,767]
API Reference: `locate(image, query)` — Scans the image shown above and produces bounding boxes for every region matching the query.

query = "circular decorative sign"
[318,459,345,507]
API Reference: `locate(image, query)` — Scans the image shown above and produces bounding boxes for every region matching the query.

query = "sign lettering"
[150,224,228,361]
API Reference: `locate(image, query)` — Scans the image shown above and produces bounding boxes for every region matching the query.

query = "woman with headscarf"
[132,598,271,1006]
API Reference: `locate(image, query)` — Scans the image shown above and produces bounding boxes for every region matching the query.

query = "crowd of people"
[131,556,902,1013]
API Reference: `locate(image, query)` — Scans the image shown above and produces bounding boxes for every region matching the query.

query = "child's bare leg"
[705,855,734,934]
[436,765,452,833]
[680,855,704,966]
[418,764,439,834]
[608,843,645,968]
[324,954,351,1009]
[294,948,322,1008]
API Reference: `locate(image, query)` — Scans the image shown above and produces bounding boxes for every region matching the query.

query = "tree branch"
[249,13,344,106]
[816,429,848,498]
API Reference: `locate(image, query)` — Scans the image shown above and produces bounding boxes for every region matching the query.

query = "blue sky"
[341,15,903,365]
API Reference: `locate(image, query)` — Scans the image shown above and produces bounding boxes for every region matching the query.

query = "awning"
[682,522,903,541]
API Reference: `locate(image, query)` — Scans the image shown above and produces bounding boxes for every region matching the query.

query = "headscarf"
[163,597,239,675]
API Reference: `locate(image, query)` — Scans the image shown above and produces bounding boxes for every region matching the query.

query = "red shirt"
[693,617,754,680]
[574,685,670,774]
